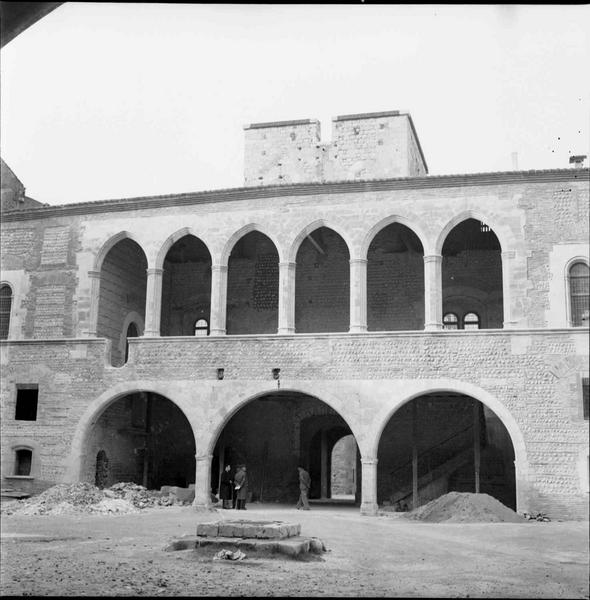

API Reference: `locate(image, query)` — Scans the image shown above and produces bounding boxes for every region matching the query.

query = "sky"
[1,3,589,206]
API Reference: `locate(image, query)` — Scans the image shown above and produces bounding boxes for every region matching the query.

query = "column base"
[143,330,160,337]
[277,327,295,335]
[502,321,519,329]
[360,502,378,516]
[424,322,443,331]
[192,501,217,512]
[349,326,368,333]
[209,329,226,336]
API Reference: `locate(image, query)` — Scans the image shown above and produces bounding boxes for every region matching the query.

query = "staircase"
[389,424,475,509]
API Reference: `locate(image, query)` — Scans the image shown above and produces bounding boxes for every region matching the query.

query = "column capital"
[278,261,296,269]
[211,264,228,274]
[88,270,101,279]
[501,250,516,260]
[423,253,442,263]
[349,258,368,266]
[146,267,164,276]
[361,457,378,466]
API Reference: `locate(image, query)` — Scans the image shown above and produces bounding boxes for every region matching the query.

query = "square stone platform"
[196,519,301,539]
[165,519,326,558]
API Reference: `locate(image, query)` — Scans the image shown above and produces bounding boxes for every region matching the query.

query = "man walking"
[296,466,311,510]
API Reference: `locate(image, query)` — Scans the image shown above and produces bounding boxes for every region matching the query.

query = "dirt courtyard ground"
[1,503,588,598]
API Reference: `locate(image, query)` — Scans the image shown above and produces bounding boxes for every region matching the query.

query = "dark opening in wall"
[15,448,32,476]
[0,283,12,339]
[582,377,589,420]
[15,386,38,421]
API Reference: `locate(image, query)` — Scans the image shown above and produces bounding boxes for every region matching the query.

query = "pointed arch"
[361,215,428,260]
[155,227,213,271]
[93,231,147,272]
[287,220,354,264]
[435,210,510,256]
[220,223,283,266]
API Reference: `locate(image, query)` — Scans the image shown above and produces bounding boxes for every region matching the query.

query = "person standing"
[234,464,248,510]
[219,464,233,509]
[296,466,311,510]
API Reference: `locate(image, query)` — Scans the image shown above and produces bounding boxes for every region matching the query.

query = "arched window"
[194,318,209,336]
[463,312,480,330]
[569,262,589,327]
[15,448,32,476]
[0,284,13,340]
[124,322,139,364]
[443,312,459,330]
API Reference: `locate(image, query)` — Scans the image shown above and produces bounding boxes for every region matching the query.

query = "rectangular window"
[15,449,32,476]
[15,386,39,421]
[583,377,589,420]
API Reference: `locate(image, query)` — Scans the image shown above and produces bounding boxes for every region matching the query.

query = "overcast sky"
[1,3,589,206]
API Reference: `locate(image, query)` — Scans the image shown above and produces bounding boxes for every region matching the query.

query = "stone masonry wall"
[295,228,350,333]
[244,112,427,186]
[1,329,588,518]
[1,172,587,336]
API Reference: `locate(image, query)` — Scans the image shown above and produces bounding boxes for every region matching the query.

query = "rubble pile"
[404,491,525,523]
[1,482,183,516]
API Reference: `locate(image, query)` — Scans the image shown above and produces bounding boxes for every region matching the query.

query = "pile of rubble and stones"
[399,491,526,523]
[0,482,191,516]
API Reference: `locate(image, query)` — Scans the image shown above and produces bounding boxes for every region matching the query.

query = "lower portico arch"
[368,379,529,515]
[195,384,366,510]
[65,381,200,486]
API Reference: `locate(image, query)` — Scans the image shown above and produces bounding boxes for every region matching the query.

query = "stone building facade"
[1,111,589,519]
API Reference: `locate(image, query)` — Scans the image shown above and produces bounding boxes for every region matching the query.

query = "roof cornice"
[1,167,588,223]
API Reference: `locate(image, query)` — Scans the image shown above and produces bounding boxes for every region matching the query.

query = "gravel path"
[1,504,588,597]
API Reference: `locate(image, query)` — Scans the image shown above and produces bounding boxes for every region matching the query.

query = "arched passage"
[160,234,212,336]
[82,391,196,490]
[377,392,516,511]
[441,218,503,329]
[226,230,279,334]
[210,391,360,506]
[367,223,424,331]
[330,433,357,498]
[97,238,148,366]
[295,227,350,333]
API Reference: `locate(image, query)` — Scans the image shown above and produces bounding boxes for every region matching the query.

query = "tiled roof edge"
[1,167,588,222]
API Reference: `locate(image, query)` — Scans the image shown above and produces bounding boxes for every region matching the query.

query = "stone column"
[501,251,516,328]
[210,265,228,336]
[423,254,443,330]
[278,261,296,334]
[360,457,378,515]
[349,258,368,333]
[143,268,163,337]
[86,270,101,336]
[193,453,214,509]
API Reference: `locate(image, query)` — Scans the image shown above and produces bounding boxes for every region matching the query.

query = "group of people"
[219,464,248,510]
[217,464,312,511]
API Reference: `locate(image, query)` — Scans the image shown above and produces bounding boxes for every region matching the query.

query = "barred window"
[443,313,459,330]
[569,262,589,327]
[463,312,480,330]
[0,284,12,339]
[194,318,209,336]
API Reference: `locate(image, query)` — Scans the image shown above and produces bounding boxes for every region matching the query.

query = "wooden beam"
[474,401,480,494]
[412,401,419,509]
[306,233,325,254]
